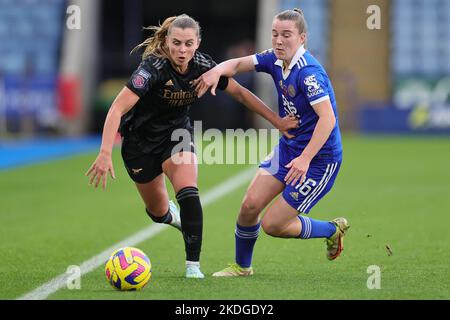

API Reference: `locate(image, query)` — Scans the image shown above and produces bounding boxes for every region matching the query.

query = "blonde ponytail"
[131,14,201,60]
[131,16,176,60]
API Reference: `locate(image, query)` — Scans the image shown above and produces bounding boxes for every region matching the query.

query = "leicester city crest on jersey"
[288,84,296,97]
[304,74,324,98]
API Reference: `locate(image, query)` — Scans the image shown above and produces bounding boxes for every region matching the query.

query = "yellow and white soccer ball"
[104,247,152,291]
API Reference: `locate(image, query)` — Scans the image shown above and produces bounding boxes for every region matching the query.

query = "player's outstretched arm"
[194,56,255,98]
[224,78,298,138]
[85,87,139,190]
[284,100,336,186]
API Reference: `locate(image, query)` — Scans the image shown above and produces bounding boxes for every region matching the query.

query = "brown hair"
[274,8,308,48]
[131,14,201,60]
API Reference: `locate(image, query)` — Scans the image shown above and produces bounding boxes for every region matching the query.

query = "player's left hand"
[284,155,311,187]
[192,68,221,98]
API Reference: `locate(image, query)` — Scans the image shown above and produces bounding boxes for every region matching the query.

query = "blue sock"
[297,215,336,239]
[235,223,260,268]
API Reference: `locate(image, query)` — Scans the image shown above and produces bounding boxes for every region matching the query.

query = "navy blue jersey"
[253,46,342,162]
[120,51,229,154]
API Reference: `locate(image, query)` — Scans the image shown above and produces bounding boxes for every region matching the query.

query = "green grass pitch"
[0,135,449,299]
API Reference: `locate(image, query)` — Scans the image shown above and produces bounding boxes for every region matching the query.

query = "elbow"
[231,59,242,75]
[320,114,336,130]
[111,101,133,118]
[330,116,336,128]
[109,103,122,116]
[235,91,245,104]
[229,87,245,104]
[106,104,126,123]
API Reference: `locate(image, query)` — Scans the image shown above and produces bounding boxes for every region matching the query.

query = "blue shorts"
[259,142,341,214]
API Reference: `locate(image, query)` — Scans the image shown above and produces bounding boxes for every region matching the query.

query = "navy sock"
[176,186,203,262]
[297,215,336,239]
[235,222,260,268]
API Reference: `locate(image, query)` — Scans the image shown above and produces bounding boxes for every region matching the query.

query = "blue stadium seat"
[392,0,449,77]
[0,0,65,75]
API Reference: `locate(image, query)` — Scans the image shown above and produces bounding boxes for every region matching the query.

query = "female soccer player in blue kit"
[195,8,350,276]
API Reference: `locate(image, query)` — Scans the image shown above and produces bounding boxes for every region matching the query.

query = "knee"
[145,199,168,217]
[261,218,282,237]
[240,194,263,219]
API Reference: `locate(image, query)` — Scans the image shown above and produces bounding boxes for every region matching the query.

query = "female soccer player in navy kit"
[85,14,297,278]
[195,9,350,276]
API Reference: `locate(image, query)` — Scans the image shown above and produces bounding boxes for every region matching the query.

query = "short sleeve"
[298,67,330,105]
[253,49,276,74]
[126,61,160,97]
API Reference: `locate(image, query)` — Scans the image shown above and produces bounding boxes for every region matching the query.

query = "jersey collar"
[274,45,306,70]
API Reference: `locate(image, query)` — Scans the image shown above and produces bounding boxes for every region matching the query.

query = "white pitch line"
[17,167,256,300]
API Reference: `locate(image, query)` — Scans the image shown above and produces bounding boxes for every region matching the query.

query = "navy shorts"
[121,133,196,184]
[259,142,341,214]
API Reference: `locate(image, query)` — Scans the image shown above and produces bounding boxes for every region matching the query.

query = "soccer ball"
[104,247,152,291]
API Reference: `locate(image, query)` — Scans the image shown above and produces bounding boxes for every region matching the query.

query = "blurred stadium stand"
[368,0,450,133]
[0,0,66,135]
[0,0,449,141]
[391,0,450,78]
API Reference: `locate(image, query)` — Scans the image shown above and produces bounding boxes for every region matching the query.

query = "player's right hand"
[192,68,221,98]
[85,151,116,190]
[284,154,310,187]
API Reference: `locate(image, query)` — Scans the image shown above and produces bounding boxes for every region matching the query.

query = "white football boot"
[185,262,205,279]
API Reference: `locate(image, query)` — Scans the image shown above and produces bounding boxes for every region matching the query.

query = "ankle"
[186,260,200,268]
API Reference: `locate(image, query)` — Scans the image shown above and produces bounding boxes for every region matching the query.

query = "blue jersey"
[253,46,342,163]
